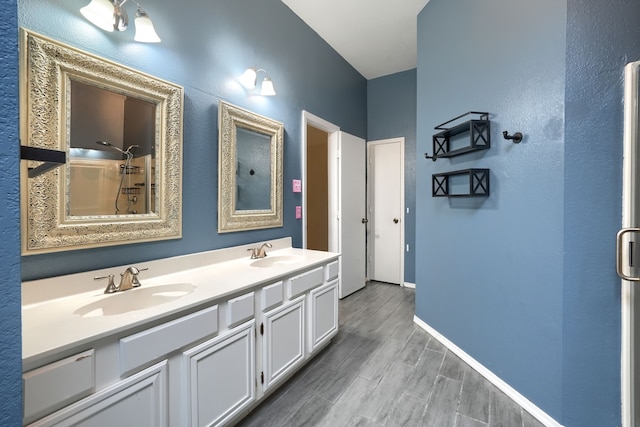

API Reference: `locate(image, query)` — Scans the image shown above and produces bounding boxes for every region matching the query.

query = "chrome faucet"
[95,266,148,294]
[118,266,145,291]
[247,242,272,259]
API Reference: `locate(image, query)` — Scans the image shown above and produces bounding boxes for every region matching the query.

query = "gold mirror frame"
[20,29,184,255]
[218,101,283,232]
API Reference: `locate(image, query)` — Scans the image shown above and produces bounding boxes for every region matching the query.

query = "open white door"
[338,131,367,298]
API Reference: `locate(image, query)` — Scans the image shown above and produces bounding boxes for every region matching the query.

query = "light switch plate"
[295,206,302,219]
[292,179,302,193]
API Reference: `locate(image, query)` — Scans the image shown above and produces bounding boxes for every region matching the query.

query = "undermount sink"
[250,255,304,268]
[74,283,195,318]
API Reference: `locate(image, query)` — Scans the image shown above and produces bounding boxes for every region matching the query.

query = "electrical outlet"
[295,206,302,219]
[292,179,302,193]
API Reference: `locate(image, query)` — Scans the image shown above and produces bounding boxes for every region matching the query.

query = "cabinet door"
[308,280,339,353]
[27,361,167,427]
[262,295,305,390]
[183,321,255,427]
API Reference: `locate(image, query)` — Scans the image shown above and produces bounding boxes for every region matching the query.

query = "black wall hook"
[424,153,437,162]
[502,131,523,143]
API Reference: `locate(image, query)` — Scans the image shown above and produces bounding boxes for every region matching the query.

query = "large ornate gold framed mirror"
[218,101,283,232]
[20,29,184,254]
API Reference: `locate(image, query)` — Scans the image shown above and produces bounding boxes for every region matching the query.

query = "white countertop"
[22,238,339,368]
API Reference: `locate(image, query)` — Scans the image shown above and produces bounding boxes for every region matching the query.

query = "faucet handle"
[94,274,117,294]
[247,248,258,259]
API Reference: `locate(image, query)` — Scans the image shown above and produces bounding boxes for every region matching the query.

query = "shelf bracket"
[20,146,66,178]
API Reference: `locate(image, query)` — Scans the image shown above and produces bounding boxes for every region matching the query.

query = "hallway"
[237,281,545,427]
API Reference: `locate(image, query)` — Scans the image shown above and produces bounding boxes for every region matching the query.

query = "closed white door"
[369,139,404,285]
[338,131,367,298]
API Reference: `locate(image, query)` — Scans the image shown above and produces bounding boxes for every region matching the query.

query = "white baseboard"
[402,282,416,289]
[413,316,563,427]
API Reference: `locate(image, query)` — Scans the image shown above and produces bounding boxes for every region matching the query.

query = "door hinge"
[261,371,264,384]
[260,322,264,335]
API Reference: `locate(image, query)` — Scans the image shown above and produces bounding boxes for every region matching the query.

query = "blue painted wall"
[417,0,640,425]
[19,0,367,280]
[416,0,566,421]
[0,0,22,425]
[562,0,640,425]
[367,69,417,284]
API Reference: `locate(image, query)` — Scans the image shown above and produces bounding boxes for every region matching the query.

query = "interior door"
[338,131,367,298]
[369,139,404,284]
[618,60,640,427]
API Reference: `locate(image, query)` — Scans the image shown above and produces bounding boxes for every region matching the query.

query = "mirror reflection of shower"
[68,79,156,217]
[95,140,139,214]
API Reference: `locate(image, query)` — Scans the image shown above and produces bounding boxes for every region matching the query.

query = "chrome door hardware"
[616,228,640,281]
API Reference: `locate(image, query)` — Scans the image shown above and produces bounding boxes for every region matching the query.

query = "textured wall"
[562,0,640,424]
[19,0,366,280]
[416,0,566,420]
[0,0,22,424]
[367,69,417,283]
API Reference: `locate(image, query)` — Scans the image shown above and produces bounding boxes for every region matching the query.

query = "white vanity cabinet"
[257,262,339,394]
[261,295,306,390]
[183,321,255,427]
[23,250,340,427]
[27,361,168,427]
[307,280,339,353]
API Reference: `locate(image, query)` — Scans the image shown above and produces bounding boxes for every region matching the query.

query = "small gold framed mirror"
[218,101,283,232]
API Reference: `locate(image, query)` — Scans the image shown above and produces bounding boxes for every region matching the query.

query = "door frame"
[300,111,340,252]
[621,61,639,427]
[367,137,405,285]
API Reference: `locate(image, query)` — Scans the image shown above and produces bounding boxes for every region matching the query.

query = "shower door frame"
[621,60,640,427]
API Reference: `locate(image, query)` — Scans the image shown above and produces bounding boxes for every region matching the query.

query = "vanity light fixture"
[80,0,161,43]
[239,67,277,96]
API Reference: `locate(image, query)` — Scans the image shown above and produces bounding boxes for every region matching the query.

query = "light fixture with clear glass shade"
[80,0,161,43]
[239,67,276,96]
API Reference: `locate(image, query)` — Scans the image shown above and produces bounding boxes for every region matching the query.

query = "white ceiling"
[281,0,429,80]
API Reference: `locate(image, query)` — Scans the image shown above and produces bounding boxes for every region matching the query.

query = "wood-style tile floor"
[237,281,546,427]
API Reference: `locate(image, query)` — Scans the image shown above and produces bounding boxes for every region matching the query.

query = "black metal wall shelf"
[432,168,490,197]
[426,112,490,160]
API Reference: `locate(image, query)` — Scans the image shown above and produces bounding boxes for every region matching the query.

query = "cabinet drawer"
[326,260,339,282]
[287,267,323,299]
[261,281,283,311]
[28,361,168,427]
[227,292,255,328]
[120,305,218,376]
[23,349,95,423]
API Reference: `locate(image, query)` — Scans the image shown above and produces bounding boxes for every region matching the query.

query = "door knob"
[362,218,368,224]
[393,218,399,224]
